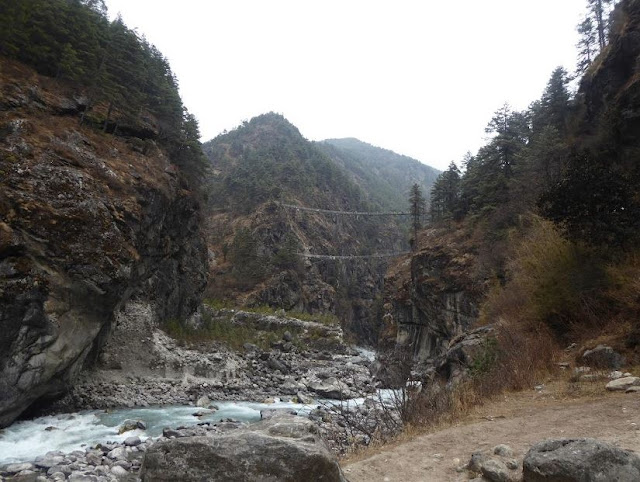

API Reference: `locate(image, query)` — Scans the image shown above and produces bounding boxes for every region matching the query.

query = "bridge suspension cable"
[297,252,410,260]
[278,202,411,217]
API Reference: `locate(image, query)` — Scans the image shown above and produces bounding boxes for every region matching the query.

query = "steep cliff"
[0,59,208,427]
[382,226,483,370]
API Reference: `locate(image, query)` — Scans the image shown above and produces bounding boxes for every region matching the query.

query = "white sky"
[105,0,587,170]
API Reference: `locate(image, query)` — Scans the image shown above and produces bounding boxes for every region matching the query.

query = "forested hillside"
[202,114,419,342]
[391,0,640,388]
[0,0,205,180]
[318,138,440,212]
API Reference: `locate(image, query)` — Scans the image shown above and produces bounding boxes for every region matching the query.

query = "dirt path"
[342,389,640,481]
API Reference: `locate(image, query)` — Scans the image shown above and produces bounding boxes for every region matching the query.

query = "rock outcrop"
[140,416,348,482]
[523,438,640,481]
[381,227,482,376]
[0,59,208,427]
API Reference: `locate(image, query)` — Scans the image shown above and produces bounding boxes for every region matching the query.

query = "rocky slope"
[0,59,208,427]
[54,306,375,412]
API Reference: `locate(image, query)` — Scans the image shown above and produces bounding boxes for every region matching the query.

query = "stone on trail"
[480,458,516,482]
[140,416,348,481]
[493,444,515,458]
[523,438,640,481]
[605,376,640,391]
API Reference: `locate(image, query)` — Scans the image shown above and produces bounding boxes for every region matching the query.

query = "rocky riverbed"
[45,305,377,414]
[0,392,398,481]
[0,306,397,480]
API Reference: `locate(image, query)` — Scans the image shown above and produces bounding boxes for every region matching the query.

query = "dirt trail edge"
[342,392,640,481]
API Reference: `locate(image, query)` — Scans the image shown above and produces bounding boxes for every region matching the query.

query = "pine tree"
[589,0,614,50]
[576,16,598,74]
[430,162,461,222]
[538,67,571,135]
[409,183,426,250]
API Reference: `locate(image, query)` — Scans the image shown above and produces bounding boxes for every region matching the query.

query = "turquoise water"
[0,398,319,465]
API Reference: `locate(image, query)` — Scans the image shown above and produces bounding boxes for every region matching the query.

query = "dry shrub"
[481,215,605,337]
[606,250,640,311]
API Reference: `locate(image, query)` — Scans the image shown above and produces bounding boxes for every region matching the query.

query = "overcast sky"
[105,0,587,170]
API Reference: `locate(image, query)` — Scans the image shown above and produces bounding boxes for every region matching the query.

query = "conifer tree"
[409,183,425,250]
[576,17,598,74]
[430,162,461,222]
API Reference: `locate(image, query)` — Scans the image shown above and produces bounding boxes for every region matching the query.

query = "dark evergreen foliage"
[0,0,205,179]
[430,162,461,222]
[203,114,366,215]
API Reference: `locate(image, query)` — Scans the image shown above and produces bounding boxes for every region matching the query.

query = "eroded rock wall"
[0,60,208,427]
[383,228,482,365]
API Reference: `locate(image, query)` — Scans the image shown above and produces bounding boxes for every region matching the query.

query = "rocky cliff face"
[0,60,208,427]
[382,227,482,368]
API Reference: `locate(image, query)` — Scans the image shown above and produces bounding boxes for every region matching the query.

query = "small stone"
[480,458,513,482]
[196,395,210,408]
[4,462,35,474]
[505,458,519,470]
[107,446,126,460]
[493,444,514,457]
[124,436,142,447]
[111,465,128,477]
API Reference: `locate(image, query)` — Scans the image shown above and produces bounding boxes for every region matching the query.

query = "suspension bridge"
[277,202,415,260]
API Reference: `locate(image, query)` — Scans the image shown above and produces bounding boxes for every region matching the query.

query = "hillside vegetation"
[201,113,437,343]
[318,138,440,212]
[0,0,206,183]
[414,0,640,402]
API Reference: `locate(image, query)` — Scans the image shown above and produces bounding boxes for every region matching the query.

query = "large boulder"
[581,345,625,370]
[523,438,640,481]
[140,416,348,481]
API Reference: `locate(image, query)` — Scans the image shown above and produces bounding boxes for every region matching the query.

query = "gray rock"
[140,416,347,481]
[308,378,351,400]
[582,345,625,369]
[523,438,640,481]
[481,458,515,482]
[111,465,129,477]
[3,462,35,474]
[494,444,515,458]
[195,395,210,408]
[260,408,298,420]
[283,330,293,342]
[69,474,100,482]
[107,447,126,460]
[35,453,65,469]
[606,376,640,391]
[124,436,142,447]
[119,419,144,434]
